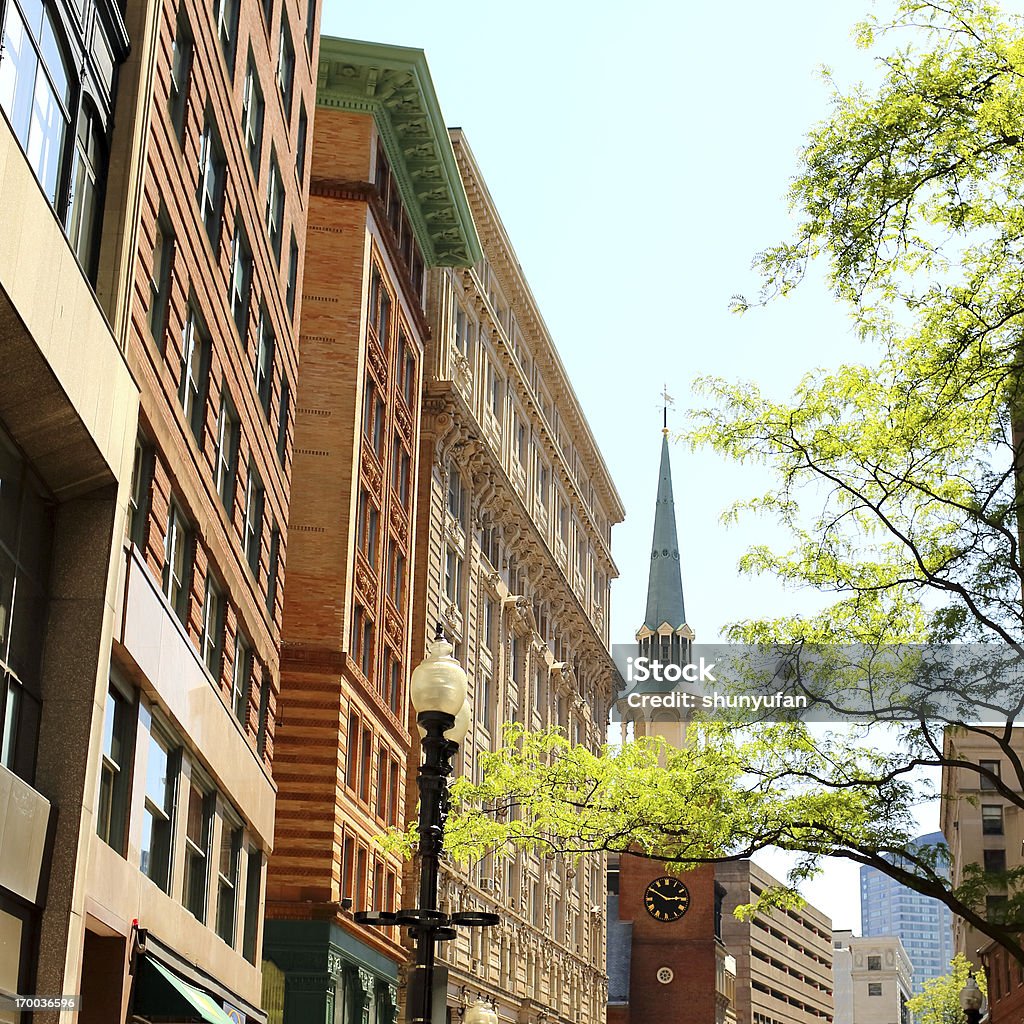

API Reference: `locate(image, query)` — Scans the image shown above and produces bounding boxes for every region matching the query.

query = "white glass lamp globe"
[409,631,468,717]
[417,697,471,747]
[960,977,983,1012]
[463,1000,498,1024]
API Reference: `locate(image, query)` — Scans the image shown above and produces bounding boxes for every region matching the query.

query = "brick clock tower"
[606,413,736,1024]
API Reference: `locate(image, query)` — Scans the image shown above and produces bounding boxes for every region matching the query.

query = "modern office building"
[261,38,480,1023]
[0,0,318,1012]
[940,726,1024,966]
[0,0,139,1006]
[860,832,954,994]
[832,931,912,1024]
[406,127,624,1023]
[717,860,834,1024]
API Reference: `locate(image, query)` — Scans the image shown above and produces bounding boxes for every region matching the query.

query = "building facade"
[0,0,139,1004]
[832,931,912,1024]
[261,38,480,1024]
[408,128,624,1023]
[36,0,319,1010]
[717,860,834,1024]
[860,833,954,994]
[940,727,1024,966]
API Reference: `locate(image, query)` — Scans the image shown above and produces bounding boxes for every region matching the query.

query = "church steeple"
[643,430,686,633]
[635,405,693,667]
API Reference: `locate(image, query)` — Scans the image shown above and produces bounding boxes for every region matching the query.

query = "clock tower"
[607,412,736,1024]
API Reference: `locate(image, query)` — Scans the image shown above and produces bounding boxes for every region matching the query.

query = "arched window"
[67,104,106,278]
[0,0,74,205]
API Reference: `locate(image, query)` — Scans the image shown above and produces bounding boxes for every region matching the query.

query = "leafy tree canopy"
[906,954,986,1024]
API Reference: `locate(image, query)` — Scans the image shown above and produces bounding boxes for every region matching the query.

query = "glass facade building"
[860,831,955,994]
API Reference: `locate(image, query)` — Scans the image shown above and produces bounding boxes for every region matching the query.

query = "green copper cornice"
[316,37,482,268]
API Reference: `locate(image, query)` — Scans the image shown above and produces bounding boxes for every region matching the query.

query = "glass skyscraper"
[860,831,955,994]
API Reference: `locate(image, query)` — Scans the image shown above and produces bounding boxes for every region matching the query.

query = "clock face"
[644,876,690,922]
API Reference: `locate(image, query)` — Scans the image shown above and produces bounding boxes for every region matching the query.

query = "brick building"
[0,0,318,1010]
[261,38,480,1023]
[408,128,623,1023]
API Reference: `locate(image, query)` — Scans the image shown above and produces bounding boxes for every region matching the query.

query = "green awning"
[135,958,235,1024]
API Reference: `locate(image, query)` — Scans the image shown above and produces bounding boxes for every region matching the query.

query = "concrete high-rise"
[860,832,954,994]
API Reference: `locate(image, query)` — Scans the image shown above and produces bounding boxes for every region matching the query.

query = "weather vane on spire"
[661,384,674,433]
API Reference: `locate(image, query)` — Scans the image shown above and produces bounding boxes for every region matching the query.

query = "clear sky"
[318,0,989,936]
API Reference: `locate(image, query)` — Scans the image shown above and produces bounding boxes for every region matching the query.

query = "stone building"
[261,38,480,1023]
[717,860,834,1024]
[0,0,318,1010]
[832,931,912,1024]
[408,128,624,1023]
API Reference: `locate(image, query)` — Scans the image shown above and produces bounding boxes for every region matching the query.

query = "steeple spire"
[643,427,687,632]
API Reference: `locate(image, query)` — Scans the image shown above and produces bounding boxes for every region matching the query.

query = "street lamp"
[356,624,499,1024]
[960,974,983,1024]
[463,998,498,1024]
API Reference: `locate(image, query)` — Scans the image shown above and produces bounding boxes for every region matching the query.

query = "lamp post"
[463,999,498,1024]
[960,974,984,1024]
[356,625,499,1024]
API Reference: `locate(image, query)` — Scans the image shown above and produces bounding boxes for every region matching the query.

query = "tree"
[424,0,1024,965]
[907,955,986,1024]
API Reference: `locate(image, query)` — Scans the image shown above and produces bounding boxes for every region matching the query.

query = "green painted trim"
[263,919,400,981]
[316,37,482,268]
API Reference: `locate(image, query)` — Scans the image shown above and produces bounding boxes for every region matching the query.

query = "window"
[231,631,251,723]
[868,983,882,997]
[987,894,1009,924]
[368,268,391,347]
[385,651,401,715]
[304,0,315,51]
[359,726,371,803]
[867,956,881,971]
[240,57,264,176]
[266,524,280,616]
[983,805,1005,835]
[375,748,388,819]
[981,759,1001,791]
[141,728,176,892]
[67,107,105,279]
[454,306,473,356]
[179,308,211,443]
[216,817,241,944]
[486,361,503,418]
[213,0,239,73]
[444,548,462,603]
[169,13,193,141]
[241,847,262,963]
[483,595,496,651]
[162,502,193,623]
[535,456,549,508]
[391,436,410,505]
[149,212,175,347]
[386,541,404,604]
[295,102,307,184]
[97,683,134,853]
[184,782,213,921]
[346,711,359,789]
[197,116,226,250]
[201,576,225,678]
[0,0,72,205]
[276,380,290,463]
[388,761,399,826]
[213,393,240,510]
[356,490,378,568]
[255,310,275,415]
[479,672,492,733]
[276,18,295,118]
[128,435,154,548]
[229,219,253,338]
[985,848,1007,874]
[265,153,284,263]
[360,615,372,678]
[447,469,465,527]
[286,232,299,320]
[363,381,384,458]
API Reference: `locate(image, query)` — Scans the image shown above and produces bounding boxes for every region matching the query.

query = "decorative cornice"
[317,38,482,268]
